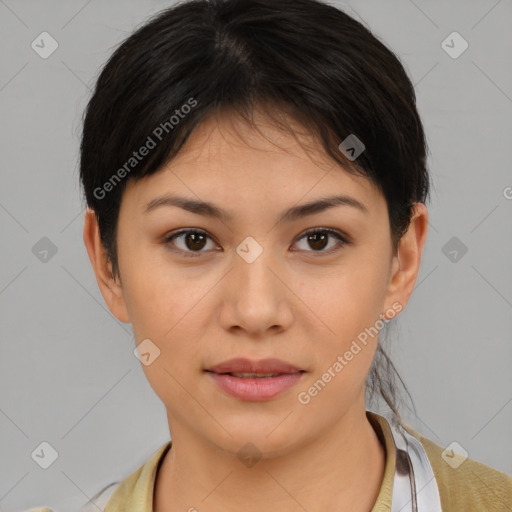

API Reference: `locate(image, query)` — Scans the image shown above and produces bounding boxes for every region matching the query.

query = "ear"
[83,208,130,323]
[382,202,429,319]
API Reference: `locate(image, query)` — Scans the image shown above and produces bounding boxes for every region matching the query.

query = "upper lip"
[206,358,304,374]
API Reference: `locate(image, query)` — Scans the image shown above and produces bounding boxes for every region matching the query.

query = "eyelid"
[162,228,219,258]
[162,227,350,257]
[291,227,350,254]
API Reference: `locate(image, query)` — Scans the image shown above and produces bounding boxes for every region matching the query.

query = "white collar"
[384,416,443,512]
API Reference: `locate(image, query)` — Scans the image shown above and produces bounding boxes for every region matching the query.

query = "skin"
[83,108,428,511]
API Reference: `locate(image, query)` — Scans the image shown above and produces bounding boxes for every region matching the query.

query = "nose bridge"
[233,234,278,297]
[221,234,291,332]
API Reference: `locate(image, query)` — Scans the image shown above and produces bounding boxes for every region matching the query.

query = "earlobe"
[83,208,131,323]
[382,203,429,318]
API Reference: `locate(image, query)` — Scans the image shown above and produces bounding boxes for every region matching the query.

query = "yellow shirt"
[30,411,512,511]
[97,411,512,511]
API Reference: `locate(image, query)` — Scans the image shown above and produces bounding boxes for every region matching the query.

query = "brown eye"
[182,232,207,251]
[163,229,217,257]
[292,228,348,254]
[163,227,348,258]
[306,231,329,251]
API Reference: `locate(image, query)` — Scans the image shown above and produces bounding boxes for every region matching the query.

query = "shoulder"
[79,481,121,512]
[84,441,172,510]
[23,482,120,512]
[404,425,512,511]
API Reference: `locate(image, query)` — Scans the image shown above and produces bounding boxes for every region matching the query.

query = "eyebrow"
[143,194,369,222]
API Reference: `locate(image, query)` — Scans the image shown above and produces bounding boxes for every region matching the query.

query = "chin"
[207,421,305,460]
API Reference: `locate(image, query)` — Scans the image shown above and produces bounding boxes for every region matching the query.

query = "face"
[86,108,426,458]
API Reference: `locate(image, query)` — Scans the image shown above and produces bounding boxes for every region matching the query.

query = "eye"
[163,227,349,258]
[291,228,349,255]
[163,229,219,258]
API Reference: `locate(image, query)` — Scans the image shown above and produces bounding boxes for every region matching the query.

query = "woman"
[60,0,512,510]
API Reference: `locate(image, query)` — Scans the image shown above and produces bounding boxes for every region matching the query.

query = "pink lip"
[206,372,304,401]
[207,357,303,374]
[205,358,305,401]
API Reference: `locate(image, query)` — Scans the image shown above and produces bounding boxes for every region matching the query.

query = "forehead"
[122,108,385,217]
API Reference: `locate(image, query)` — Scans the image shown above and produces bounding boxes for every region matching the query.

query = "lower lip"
[206,371,304,401]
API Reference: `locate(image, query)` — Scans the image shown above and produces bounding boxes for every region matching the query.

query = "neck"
[154,396,385,512]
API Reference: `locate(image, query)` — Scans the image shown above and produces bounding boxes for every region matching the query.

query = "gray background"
[1,0,511,510]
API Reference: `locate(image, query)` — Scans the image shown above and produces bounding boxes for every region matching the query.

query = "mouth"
[205,357,304,375]
[206,371,304,378]
[204,358,306,401]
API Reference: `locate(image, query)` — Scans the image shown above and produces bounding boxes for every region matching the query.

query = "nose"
[218,240,294,338]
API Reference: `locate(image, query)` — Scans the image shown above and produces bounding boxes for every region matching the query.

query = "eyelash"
[162,227,349,258]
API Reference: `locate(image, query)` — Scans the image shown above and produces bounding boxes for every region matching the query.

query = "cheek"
[118,244,195,336]
[122,260,209,406]
[296,273,384,416]
[119,249,212,368]
[313,260,389,338]
[301,253,390,381]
